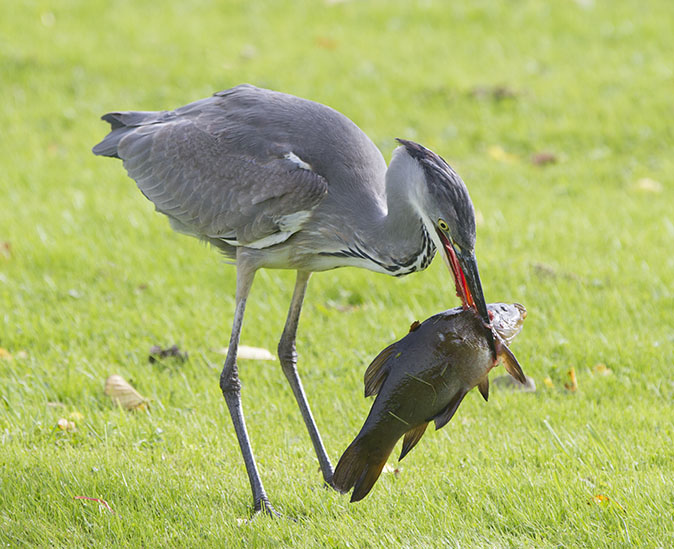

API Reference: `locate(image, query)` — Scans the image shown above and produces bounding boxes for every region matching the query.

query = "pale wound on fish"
[478,376,489,402]
[433,389,467,430]
[364,343,397,397]
[399,422,429,461]
[500,343,526,384]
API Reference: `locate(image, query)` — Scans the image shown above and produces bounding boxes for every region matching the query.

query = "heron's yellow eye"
[437,219,449,232]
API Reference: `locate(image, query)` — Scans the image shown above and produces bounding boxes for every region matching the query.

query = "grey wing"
[99,112,328,248]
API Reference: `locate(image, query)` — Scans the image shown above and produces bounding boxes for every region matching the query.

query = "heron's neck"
[312,149,435,276]
[365,154,435,275]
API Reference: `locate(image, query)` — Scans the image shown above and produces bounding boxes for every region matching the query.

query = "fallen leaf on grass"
[633,178,663,193]
[564,367,578,392]
[531,152,557,166]
[74,496,115,514]
[531,262,582,282]
[211,345,276,361]
[315,36,338,49]
[382,464,401,476]
[0,242,10,259]
[148,344,188,363]
[487,145,519,164]
[492,374,537,392]
[543,377,554,388]
[57,418,76,432]
[470,85,518,100]
[593,363,612,376]
[587,494,625,512]
[0,348,12,360]
[105,375,148,410]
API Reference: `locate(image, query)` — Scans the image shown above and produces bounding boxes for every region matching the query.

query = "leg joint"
[220,367,242,395]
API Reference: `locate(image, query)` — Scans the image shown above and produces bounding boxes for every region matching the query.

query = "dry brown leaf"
[148,344,187,363]
[315,36,338,50]
[470,85,518,100]
[531,152,557,166]
[564,367,578,392]
[105,374,148,410]
[0,242,10,259]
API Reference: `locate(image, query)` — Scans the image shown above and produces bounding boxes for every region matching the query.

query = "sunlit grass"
[1,0,673,546]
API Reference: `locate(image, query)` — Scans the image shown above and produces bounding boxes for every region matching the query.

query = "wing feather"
[105,102,328,247]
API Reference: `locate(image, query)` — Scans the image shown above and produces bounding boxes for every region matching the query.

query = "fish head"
[487,303,527,346]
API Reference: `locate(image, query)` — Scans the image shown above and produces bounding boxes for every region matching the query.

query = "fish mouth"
[437,230,496,357]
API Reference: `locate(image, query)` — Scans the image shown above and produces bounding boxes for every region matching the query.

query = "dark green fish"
[333,303,527,502]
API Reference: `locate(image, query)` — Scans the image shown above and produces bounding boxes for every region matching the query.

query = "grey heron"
[93,84,493,516]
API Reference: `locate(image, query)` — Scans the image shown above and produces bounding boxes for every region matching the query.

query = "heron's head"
[394,138,492,339]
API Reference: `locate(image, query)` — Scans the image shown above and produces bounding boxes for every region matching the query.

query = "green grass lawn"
[1,0,673,546]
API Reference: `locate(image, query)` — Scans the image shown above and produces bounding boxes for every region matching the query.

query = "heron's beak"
[438,232,497,359]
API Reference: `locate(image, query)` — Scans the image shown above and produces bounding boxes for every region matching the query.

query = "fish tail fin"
[333,438,392,503]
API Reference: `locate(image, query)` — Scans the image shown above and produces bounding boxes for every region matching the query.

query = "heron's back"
[93,85,387,260]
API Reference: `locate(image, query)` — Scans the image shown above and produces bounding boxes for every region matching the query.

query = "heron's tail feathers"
[333,438,392,502]
[92,110,171,158]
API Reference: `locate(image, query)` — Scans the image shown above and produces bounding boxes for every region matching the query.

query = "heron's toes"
[322,473,340,493]
[251,498,282,520]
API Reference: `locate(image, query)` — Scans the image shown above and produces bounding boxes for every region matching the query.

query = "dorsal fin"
[500,343,526,384]
[364,343,397,397]
[399,422,429,461]
[478,376,489,402]
[433,389,467,430]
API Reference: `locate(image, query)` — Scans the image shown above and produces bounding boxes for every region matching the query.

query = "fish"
[332,302,527,502]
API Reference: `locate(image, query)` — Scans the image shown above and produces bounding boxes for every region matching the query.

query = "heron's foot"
[323,479,340,492]
[320,469,339,492]
[252,498,281,519]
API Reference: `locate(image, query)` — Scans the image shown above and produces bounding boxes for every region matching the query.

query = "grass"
[1,0,673,546]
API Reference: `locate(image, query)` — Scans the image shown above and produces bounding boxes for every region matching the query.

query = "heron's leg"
[278,270,334,486]
[220,263,278,517]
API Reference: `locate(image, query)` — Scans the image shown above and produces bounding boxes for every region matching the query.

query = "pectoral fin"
[399,422,429,461]
[364,343,397,397]
[433,389,467,430]
[478,377,489,401]
[500,344,526,384]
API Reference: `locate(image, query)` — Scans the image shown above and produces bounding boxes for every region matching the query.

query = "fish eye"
[437,219,449,232]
